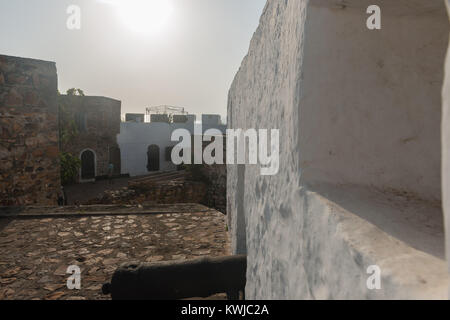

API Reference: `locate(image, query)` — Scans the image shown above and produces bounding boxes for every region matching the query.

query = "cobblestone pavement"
[0,205,230,300]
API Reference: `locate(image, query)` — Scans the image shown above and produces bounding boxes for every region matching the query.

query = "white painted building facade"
[117,113,226,177]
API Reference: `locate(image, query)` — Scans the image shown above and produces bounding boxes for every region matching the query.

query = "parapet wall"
[195,163,226,214]
[228,0,449,299]
[0,55,60,205]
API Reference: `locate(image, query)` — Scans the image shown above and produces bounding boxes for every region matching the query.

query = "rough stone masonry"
[0,55,60,206]
[59,94,121,182]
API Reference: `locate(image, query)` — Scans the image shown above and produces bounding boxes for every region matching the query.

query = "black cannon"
[102,255,247,300]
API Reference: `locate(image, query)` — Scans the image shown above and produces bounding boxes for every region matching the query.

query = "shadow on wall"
[299,2,447,204]
[296,1,449,259]
[309,184,445,259]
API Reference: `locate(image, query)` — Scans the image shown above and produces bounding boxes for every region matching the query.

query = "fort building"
[59,95,122,182]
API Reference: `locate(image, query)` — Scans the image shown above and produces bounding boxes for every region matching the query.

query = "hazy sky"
[0,0,266,121]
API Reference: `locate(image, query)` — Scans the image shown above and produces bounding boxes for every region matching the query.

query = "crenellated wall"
[228,0,450,299]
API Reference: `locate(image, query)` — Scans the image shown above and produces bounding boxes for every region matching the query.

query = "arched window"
[147,145,160,172]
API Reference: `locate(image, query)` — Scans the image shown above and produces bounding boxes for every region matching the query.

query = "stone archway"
[147,145,160,172]
[80,149,96,181]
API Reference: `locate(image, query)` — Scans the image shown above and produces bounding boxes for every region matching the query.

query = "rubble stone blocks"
[0,55,60,206]
[86,179,208,206]
[200,164,226,214]
[195,140,227,214]
[85,169,226,214]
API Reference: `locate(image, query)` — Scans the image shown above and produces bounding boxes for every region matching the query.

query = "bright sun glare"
[102,0,174,35]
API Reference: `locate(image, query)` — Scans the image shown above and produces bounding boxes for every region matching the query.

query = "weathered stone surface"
[4,88,23,107]
[0,205,230,300]
[85,176,208,206]
[0,55,60,206]
[88,167,228,214]
[198,163,226,214]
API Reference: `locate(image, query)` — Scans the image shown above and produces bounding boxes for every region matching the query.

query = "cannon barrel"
[102,255,247,300]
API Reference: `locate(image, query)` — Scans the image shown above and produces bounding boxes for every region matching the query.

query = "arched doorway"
[80,149,96,181]
[147,145,160,172]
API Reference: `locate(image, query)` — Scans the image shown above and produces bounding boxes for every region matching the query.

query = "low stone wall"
[85,180,207,206]
[0,55,60,206]
[199,164,227,214]
[131,180,207,205]
[187,139,227,214]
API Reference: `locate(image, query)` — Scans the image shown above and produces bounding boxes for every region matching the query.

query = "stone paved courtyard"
[0,204,230,300]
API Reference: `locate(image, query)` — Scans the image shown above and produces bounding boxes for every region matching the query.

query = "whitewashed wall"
[118,122,194,176]
[228,0,449,299]
[118,118,226,177]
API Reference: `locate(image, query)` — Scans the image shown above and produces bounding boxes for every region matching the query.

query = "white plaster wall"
[228,0,309,295]
[118,120,227,177]
[118,122,194,177]
[300,2,448,203]
[228,0,449,299]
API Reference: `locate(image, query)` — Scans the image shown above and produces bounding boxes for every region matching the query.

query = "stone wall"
[189,139,227,214]
[85,179,207,206]
[131,180,207,205]
[59,95,121,181]
[198,164,227,214]
[0,55,60,206]
[228,0,449,299]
